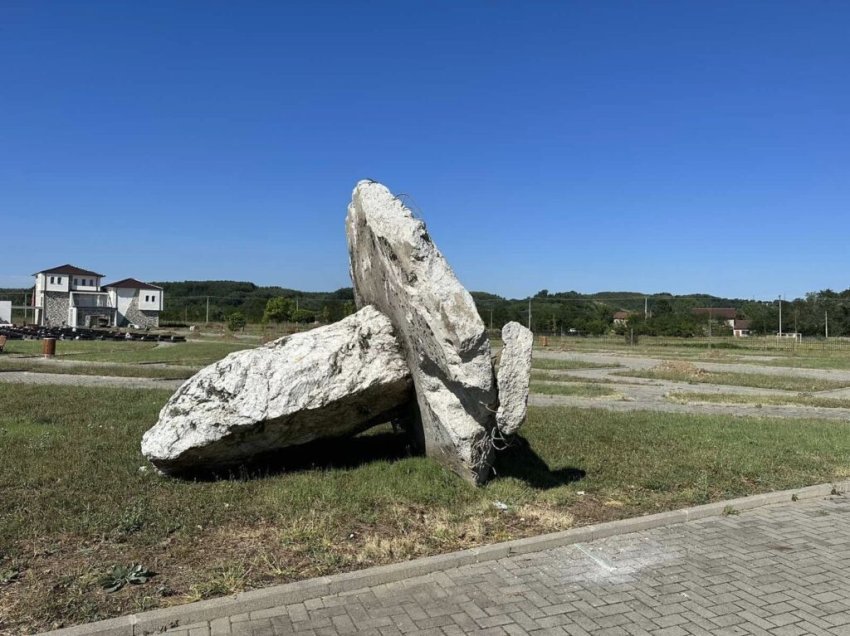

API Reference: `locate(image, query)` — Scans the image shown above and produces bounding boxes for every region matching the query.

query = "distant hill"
[4,281,850,336]
[147,281,355,323]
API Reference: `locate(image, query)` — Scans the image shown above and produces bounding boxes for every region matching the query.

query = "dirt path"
[5,347,849,419]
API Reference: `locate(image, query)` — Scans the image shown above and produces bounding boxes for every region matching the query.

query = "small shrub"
[226,312,247,332]
[100,564,154,593]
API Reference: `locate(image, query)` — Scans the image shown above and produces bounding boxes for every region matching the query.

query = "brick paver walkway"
[170,496,850,636]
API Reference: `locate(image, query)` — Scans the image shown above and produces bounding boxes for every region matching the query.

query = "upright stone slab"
[346,181,498,484]
[495,322,533,436]
[141,306,413,474]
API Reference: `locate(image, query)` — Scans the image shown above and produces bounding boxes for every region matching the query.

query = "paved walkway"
[169,496,850,636]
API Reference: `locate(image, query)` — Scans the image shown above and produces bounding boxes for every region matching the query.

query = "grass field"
[615,365,850,392]
[3,384,850,633]
[668,391,850,410]
[0,358,195,380]
[0,340,252,367]
[757,355,850,370]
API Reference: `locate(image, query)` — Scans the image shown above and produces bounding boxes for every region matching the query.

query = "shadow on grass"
[182,427,584,491]
[494,435,586,489]
[188,426,413,481]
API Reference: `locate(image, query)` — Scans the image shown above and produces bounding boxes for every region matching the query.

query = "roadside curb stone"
[37,479,850,636]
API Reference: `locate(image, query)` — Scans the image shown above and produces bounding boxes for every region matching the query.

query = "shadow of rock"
[493,435,585,490]
[182,425,413,481]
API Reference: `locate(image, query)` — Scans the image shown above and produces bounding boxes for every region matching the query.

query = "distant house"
[32,264,163,328]
[612,311,633,326]
[33,264,111,327]
[103,279,164,328]
[732,319,751,337]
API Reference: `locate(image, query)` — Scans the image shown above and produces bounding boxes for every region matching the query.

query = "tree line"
[3,282,850,337]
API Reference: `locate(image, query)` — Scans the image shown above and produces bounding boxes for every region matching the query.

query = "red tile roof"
[102,278,162,291]
[35,264,104,277]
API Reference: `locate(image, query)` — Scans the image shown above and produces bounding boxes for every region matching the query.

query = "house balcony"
[69,292,113,309]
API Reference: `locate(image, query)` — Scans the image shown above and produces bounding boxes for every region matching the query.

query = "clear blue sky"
[2,2,848,300]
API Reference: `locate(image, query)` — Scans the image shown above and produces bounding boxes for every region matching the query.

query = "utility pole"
[778,295,782,336]
[826,310,829,339]
[644,297,648,320]
[205,296,210,324]
[528,298,532,331]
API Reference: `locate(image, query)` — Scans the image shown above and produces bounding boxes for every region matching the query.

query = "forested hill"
[469,290,752,335]
[147,281,355,324]
[3,281,850,336]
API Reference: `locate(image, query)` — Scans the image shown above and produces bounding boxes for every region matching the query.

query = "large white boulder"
[495,322,534,436]
[346,181,498,484]
[141,306,412,474]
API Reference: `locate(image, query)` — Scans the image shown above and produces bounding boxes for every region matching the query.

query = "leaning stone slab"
[141,305,413,474]
[495,322,533,436]
[346,181,498,484]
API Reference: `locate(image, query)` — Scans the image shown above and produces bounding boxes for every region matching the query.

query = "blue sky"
[1,2,848,300]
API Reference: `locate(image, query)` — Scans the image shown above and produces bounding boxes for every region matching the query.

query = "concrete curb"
[39,480,850,636]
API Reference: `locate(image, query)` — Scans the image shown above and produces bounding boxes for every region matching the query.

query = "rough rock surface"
[495,322,534,436]
[346,180,498,484]
[141,306,413,474]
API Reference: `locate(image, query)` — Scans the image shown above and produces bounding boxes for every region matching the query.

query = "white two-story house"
[32,264,164,329]
[103,278,164,328]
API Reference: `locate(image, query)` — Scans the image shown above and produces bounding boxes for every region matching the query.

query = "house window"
[50,276,55,284]
[57,277,62,284]
[74,278,79,285]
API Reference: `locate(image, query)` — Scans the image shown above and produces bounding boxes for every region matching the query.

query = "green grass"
[0,358,194,380]
[3,385,850,631]
[531,358,621,371]
[757,355,850,370]
[540,334,850,355]
[615,367,850,392]
[2,340,252,367]
[668,391,850,409]
[530,382,618,398]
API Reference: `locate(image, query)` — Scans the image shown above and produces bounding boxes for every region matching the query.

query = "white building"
[32,264,163,329]
[103,278,164,328]
[0,300,11,324]
[33,264,113,327]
